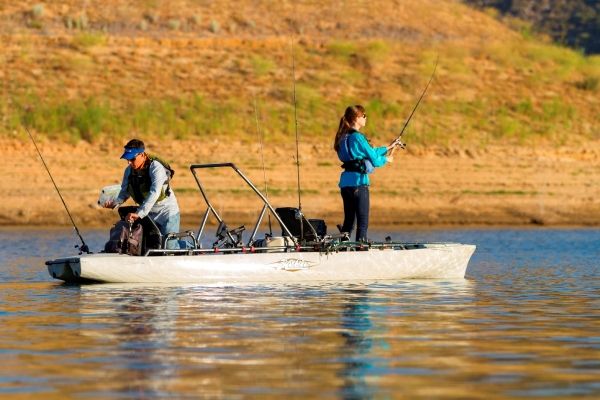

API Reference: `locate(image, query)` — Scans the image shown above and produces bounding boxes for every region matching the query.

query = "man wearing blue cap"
[104,139,180,248]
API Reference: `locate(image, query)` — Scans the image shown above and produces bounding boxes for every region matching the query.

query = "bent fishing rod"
[390,56,439,156]
[23,125,90,254]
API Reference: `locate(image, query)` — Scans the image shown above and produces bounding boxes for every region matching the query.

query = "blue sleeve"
[115,167,131,205]
[352,134,388,168]
[376,146,387,157]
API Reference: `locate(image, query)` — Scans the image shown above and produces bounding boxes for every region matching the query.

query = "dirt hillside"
[1,0,599,229]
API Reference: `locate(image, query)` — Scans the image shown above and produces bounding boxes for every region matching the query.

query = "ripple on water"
[0,228,599,398]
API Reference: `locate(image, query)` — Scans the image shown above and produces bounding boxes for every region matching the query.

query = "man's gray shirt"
[115,161,179,229]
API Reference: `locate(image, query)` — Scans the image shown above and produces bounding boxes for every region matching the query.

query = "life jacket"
[337,132,374,174]
[127,154,174,205]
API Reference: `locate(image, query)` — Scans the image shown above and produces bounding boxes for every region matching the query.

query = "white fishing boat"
[46,163,476,283]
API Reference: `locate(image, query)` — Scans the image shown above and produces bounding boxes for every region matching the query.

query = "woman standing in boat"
[334,105,401,242]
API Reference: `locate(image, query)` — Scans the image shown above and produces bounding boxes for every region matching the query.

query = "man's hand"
[126,212,140,223]
[103,199,117,209]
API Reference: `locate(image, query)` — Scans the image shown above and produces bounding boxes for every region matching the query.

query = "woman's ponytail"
[333,105,365,152]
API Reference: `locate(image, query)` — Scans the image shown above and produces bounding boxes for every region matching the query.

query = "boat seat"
[275,207,327,241]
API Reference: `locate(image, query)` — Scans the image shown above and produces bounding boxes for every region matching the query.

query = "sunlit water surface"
[0,228,598,399]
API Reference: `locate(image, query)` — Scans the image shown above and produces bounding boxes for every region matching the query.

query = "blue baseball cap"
[120,146,145,160]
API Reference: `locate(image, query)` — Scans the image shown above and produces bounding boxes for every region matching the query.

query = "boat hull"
[46,243,476,284]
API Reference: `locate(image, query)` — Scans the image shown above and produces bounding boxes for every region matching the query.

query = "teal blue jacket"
[337,131,388,187]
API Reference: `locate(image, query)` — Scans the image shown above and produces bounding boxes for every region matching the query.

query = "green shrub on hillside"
[327,41,358,61]
[364,41,391,61]
[4,85,594,146]
[64,13,89,30]
[251,55,275,76]
[575,76,599,91]
[72,32,107,48]
[31,4,45,18]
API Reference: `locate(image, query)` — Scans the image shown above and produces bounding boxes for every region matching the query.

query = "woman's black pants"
[340,185,369,242]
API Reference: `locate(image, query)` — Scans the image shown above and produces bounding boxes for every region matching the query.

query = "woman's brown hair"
[333,105,365,152]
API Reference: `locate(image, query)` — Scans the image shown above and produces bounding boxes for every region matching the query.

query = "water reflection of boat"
[46,163,475,284]
[73,280,476,397]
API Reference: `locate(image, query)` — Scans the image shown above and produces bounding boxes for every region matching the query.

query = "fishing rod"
[290,38,304,242]
[390,56,439,156]
[253,97,272,235]
[23,125,90,254]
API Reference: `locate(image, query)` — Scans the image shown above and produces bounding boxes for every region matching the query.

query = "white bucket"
[97,184,122,207]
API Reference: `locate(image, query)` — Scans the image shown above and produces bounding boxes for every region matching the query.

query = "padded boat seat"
[275,207,327,241]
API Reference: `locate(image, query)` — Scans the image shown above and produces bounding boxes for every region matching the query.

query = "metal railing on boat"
[143,242,429,256]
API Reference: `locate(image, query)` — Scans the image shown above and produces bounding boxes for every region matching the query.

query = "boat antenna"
[390,55,439,156]
[253,97,272,235]
[23,125,90,254]
[290,38,304,241]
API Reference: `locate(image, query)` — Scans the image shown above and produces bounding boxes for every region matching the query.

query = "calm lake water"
[0,227,598,399]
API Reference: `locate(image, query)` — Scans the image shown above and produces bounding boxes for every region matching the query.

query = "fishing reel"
[75,243,91,255]
[390,138,406,154]
[213,221,245,248]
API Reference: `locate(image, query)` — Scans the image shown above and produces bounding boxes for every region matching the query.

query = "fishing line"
[23,125,90,254]
[291,39,302,212]
[290,38,304,242]
[253,97,272,235]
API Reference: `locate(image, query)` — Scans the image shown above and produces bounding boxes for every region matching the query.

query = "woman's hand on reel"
[387,138,406,153]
